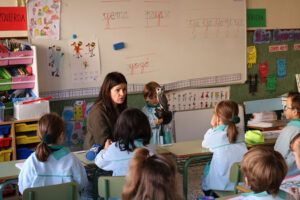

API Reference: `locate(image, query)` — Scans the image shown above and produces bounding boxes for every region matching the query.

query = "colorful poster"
[68,39,100,84]
[0,7,27,31]
[27,0,61,40]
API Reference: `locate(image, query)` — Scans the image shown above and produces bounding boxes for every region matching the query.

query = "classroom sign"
[0,7,27,31]
[247,9,266,28]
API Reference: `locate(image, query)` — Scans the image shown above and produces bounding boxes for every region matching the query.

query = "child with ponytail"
[202,100,247,195]
[18,113,88,195]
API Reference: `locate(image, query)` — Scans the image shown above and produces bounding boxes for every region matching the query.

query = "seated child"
[275,92,300,176]
[95,108,152,176]
[142,81,172,145]
[18,113,88,194]
[122,148,183,200]
[240,146,287,199]
[202,100,247,193]
[289,133,300,200]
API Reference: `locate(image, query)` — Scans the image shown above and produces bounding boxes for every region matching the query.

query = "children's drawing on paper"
[47,45,64,77]
[71,41,83,58]
[27,0,61,40]
[68,39,100,84]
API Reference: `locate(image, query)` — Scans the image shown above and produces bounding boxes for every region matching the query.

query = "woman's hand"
[104,139,112,149]
[290,187,300,200]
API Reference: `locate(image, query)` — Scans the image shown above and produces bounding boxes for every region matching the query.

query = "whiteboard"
[31,0,246,95]
[174,105,244,142]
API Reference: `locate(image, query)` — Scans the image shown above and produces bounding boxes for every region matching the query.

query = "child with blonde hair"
[202,100,247,194]
[240,146,287,199]
[122,148,182,200]
[275,92,300,175]
[18,113,88,195]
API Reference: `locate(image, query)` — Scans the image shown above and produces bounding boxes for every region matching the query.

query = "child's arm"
[72,155,89,192]
[94,141,114,171]
[18,156,34,194]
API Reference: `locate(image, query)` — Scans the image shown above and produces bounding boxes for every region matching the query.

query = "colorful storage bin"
[15,123,37,132]
[0,137,12,148]
[16,135,40,145]
[12,75,35,89]
[0,149,12,162]
[0,125,10,136]
[17,147,33,160]
[9,50,33,65]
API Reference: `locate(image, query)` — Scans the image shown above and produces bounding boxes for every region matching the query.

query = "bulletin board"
[247,0,300,29]
[30,0,247,99]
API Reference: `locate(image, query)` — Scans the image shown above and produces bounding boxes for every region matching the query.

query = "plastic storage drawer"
[17,148,34,160]
[0,125,11,136]
[0,78,11,91]
[12,75,35,89]
[15,123,37,132]
[0,149,12,162]
[16,135,40,145]
[0,137,12,148]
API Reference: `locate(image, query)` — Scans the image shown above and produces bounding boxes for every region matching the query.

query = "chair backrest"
[229,162,244,194]
[98,176,126,200]
[22,182,77,200]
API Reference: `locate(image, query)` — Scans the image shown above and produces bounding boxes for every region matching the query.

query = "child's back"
[95,108,152,176]
[202,100,247,191]
[18,113,88,194]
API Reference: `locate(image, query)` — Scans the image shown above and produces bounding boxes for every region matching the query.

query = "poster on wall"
[0,7,27,31]
[68,39,101,84]
[166,86,230,112]
[27,0,61,40]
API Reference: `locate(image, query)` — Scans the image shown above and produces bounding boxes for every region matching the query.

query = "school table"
[157,140,212,200]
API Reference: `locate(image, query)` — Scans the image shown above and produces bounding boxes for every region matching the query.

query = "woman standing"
[83,72,127,149]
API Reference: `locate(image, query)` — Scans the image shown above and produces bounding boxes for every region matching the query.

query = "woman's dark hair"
[95,71,128,124]
[35,113,65,162]
[113,108,151,152]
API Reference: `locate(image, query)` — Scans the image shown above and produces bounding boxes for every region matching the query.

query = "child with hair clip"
[142,81,172,145]
[18,113,88,195]
[275,92,300,176]
[240,146,288,200]
[95,108,152,176]
[202,100,247,195]
[122,148,183,200]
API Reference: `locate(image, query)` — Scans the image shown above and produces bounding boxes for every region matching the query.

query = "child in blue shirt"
[95,108,152,176]
[275,92,300,176]
[202,100,247,193]
[18,113,88,195]
[142,81,172,145]
[239,146,287,200]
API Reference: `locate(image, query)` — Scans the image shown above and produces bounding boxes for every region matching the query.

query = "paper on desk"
[15,162,24,170]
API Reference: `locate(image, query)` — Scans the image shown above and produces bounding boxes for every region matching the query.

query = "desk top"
[0,160,23,181]
[158,140,211,158]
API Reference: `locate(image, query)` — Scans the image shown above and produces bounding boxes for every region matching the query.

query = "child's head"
[113,108,151,152]
[36,113,65,162]
[241,146,287,195]
[143,81,160,106]
[213,100,240,143]
[284,92,300,119]
[290,133,300,169]
[122,148,181,200]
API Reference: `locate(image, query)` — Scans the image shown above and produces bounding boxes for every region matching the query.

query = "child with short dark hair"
[240,146,287,199]
[202,100,247,193]
[275,92,300,175]
[18,113,88,194]
[95,108,152,176]
[122,148,182,200]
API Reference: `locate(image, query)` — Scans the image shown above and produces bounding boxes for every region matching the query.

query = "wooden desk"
[158,140,212,200]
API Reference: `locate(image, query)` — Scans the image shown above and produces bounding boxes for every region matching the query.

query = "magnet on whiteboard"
[113,42,125,50]
[72,34,77,39]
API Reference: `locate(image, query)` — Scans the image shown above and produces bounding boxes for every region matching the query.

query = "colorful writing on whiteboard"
[269,45,288,52]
